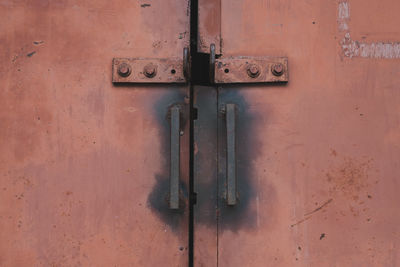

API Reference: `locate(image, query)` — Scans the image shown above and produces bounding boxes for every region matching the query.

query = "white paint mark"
[341,33,400,58]
[338,1,400,59]
[338,2,350,31]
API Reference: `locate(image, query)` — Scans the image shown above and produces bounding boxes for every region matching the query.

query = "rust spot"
[152,41,161,49]
[320,233,326,240]
[326,157,373,199]
[324,156,376,217]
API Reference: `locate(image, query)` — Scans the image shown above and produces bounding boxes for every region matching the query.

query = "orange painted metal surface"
[198,0,221,54]
[0,0,190,266]
[195,0,400,266]
[2,0,400,266]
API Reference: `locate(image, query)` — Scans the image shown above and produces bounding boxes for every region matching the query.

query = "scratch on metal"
[304,198,333,216]
[291,199,333,227]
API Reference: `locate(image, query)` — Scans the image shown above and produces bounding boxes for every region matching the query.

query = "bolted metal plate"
[213,57,288,84]
[112,58,187,83]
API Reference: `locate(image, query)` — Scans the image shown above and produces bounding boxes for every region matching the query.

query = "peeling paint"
[338,2,349,31]
[341,33,400,59]
[338,1,400,59]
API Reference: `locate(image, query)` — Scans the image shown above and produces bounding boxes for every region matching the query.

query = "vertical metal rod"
[170,106,180,209]
[226,103,237,205]
[209,43,216,83]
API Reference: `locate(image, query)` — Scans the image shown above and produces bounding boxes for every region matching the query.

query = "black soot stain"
[148,87,276,234]
[190,86,218,232]
[217,88,265,233]
[194,88,275,233]
[147,89,189,233]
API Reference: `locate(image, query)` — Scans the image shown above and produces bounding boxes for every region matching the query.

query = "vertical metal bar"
[170,105,180,209]
[226,103,237,205]
[209,43,216,83]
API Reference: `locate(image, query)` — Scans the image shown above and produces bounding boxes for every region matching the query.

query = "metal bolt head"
[247,64,261,78]
[117,63,132,77]
[271,63,284,76]
[144,64,157,78]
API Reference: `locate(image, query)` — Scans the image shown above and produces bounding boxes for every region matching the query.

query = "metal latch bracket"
[112,45,288,84]
[209,44,288,84]
[112,48,189,84]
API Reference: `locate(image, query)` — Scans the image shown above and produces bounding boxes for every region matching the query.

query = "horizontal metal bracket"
[112,58,186,83]
[112,48,189,84]
[214,57,288,84]
[209,44,288,84]
[112,45,288,84]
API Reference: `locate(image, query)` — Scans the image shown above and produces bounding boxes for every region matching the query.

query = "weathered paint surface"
[196,0,400,266]
[0,0,190,266]
[198,0,221,54]
[339,0,400,58]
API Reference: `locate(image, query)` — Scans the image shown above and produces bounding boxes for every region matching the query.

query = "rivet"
[117,63,131,77]
[247,64,261,78]
[271,63,284,76]
[144,64,157,78]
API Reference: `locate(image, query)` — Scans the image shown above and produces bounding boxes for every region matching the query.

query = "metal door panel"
[198,0,221,54]
[195,0,400,266]
[193,86,218,267]
[0,1,190,266]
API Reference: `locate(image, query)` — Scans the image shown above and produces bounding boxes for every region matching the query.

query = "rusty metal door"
[1,1,190,266]
[2,0,400,266]
[194,0,400,266]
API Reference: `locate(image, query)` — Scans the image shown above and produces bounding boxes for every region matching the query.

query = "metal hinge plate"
[213,57,288,84]
[112,48,189,84]
[112,58,187,84]
[209,44,288,84]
